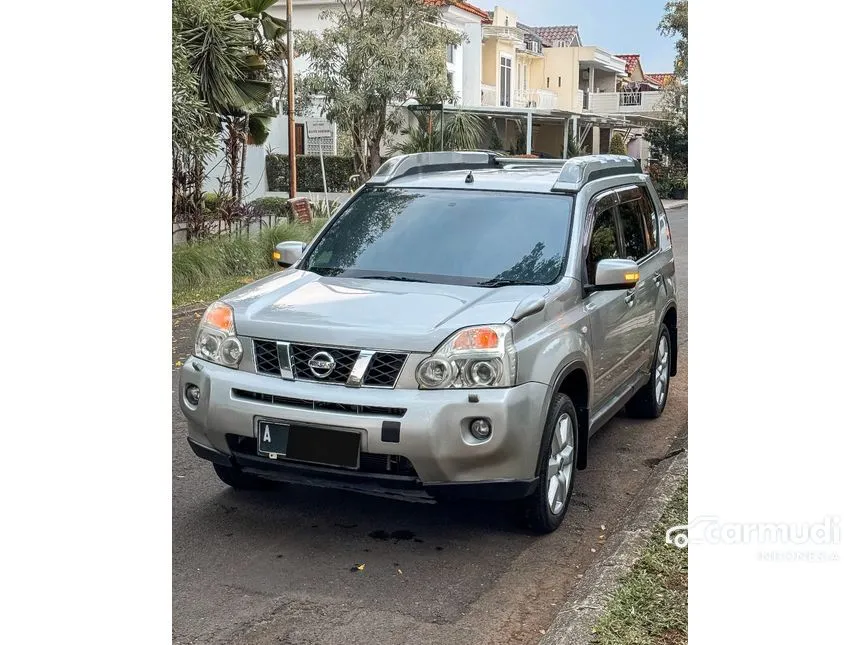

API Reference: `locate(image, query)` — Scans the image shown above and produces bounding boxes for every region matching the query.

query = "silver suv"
[179,152,677,533]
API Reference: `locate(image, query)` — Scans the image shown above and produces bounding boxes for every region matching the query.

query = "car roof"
[367,152,645,194]
[386,167,563,193]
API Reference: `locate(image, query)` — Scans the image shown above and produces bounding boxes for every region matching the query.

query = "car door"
[616,186,662,375]
[583,193,640,406]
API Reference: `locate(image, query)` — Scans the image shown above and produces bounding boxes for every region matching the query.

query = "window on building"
[517,62,528,92]
[446,43,455,64]
[499,55,512,107]
[547,76,550,88]
[504,17,509,26]
[558,76,562,88]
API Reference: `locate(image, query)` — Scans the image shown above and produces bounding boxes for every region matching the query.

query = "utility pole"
[286,0,297,198]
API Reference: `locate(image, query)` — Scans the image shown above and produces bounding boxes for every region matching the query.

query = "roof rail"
[366,152,501,185]
[551,155,642,192]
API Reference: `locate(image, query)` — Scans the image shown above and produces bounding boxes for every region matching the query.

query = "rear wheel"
[212,463,273,490]
[523,393,577,534]
[627,323,671,419]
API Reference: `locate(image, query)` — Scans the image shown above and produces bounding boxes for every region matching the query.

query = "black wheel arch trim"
[542,359,591,473]
[658,302,679,377]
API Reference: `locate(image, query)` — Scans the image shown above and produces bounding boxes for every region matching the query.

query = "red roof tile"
[615,54,641,77]
[647,73,676,86]
[423,0,489,20]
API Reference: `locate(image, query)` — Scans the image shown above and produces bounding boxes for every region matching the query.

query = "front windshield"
[301,188,574,287]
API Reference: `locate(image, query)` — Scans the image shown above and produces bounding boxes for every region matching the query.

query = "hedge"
[267,154,358,193]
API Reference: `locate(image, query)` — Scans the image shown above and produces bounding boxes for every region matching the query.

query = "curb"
[539,434,688,645]
[662,200,688,211]
[172,303,208,319]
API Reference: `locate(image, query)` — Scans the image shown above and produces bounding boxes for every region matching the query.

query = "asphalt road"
[172,206,688,645]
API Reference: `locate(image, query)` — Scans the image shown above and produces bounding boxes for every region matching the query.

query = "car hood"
[223,270,548,352]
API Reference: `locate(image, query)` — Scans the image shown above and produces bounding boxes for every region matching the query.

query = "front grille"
[254,340,280,376]
[233,389,407,418]
[250,339,407,387]
[291,344,360,384]
[363,353,407,387]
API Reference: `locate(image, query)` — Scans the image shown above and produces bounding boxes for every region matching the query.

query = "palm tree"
[176,0,285,202]
[392,109,487,155]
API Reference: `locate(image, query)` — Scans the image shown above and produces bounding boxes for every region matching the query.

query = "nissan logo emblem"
[307,351,337,378]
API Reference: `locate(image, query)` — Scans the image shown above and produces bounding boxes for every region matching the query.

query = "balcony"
[481,84,497,107]
[483,24,525,44]
[516,39,544,57]
[480,85,558,110]
[587,91,666,114]
[514,89,558,110]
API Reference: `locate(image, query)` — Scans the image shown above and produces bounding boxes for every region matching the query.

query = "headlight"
[415,325,515,389]
[194,301,243,368]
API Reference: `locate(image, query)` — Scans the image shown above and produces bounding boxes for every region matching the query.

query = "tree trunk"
[367,105,388,176]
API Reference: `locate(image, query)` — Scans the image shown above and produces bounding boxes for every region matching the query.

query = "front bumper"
[179,358,548,498]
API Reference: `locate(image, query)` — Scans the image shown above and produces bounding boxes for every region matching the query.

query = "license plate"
[257,420,361,469]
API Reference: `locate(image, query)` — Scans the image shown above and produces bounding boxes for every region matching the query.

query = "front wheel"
[523,393,578,534]
[627,323,671,419]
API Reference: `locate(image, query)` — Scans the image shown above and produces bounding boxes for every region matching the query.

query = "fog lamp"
[185,384,201,406]
[470,418,492,440]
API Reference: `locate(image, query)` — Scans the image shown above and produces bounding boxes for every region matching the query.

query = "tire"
[523,393,578,534]
[212,463,273,491]
[627,323,671,419]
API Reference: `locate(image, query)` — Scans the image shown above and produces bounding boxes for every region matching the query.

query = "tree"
[176,0,283,205]
[647,1,687,174]
[658,1,688,81]
[297,0,463,179]
[609,132,627,155]
[392,109,486,154]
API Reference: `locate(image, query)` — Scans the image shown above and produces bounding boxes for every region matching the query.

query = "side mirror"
[587,259,640,292]
[273,241,306,268]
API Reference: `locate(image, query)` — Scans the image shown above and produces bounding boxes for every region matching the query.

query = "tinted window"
[302,188,574,287]
[618,199,648,260]
[638,188,659,252]
[586,206,620,283]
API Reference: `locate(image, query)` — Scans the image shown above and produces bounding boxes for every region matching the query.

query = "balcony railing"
[514,89,558,109]
[481,84,497,107]
[586,91,666,114]
[483,25,526,43]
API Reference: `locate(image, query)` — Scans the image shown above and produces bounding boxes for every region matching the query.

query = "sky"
[472,0,678,74]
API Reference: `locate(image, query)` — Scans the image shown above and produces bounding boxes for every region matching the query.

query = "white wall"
[460,20,483,107]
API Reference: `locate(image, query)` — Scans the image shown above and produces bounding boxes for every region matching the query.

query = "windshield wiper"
[476,278,542,288]
[356,275,432,283]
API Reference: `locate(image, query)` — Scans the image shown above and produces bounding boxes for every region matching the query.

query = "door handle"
[653,273,663,284]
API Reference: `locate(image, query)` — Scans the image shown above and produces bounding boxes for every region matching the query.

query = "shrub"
[172,219,328,293]
[266,155,380,192]
[249,196,292,222]
[609,133,627,155]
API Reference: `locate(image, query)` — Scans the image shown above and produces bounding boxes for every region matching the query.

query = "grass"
[592,478,688,645]
[172,218,328,308]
